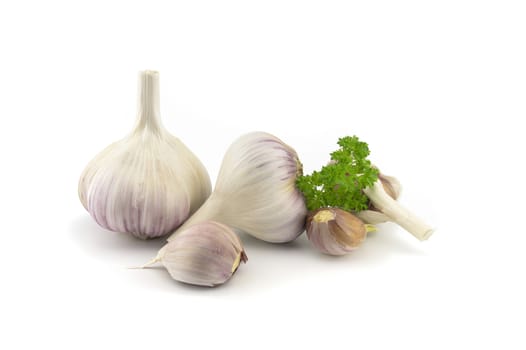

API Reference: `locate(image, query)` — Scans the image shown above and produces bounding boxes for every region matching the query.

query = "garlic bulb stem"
[355,172,402,225]
[134,70,162,134]
[363,180,434,241]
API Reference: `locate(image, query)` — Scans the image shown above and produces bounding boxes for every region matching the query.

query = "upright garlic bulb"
[78,70,211,239]
[167,132,307,243]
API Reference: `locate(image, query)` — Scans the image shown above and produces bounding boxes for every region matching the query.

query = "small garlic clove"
[155,221,247,287]
[306,208,369,255]
[78,71,211,239]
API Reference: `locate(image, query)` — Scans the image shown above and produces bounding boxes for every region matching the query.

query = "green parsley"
[296,136,379,212]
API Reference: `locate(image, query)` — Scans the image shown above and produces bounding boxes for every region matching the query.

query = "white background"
[1,0,525,349]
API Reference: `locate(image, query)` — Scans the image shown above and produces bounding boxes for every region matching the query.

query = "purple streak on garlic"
[167,132,307,243]
[78,71,211,239]
[147,221,247,287]
[306,208,368,255]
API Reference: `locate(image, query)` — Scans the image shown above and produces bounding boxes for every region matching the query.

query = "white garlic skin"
[378,173,401,200]
[306,208,367,255]
[356,172,402,224]
[158,221,247,287]
[167,131,307,243]
[78,71,211,239]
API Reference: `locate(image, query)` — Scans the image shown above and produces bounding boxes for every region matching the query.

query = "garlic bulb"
[146,221,247,287]
[356,172,401,224]
[306,208,371,255]
[167,132,307,243]
[78,70,211,239]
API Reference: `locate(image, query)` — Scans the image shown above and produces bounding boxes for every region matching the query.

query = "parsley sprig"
[296,136,379,212]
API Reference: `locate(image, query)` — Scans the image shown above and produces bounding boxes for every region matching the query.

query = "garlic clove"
[306,208,370,255]
[151,221,247,287]
[167,132,307,243]
[78,71,211,239]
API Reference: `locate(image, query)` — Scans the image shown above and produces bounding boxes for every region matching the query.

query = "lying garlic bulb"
[307,208,373,255]
[146,221,247,287]
[78,70,211,239]
[167,132,307,243]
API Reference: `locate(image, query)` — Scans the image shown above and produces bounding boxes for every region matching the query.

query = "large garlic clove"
[167,132,307,243]
[306,208,370,255]
[149,221,247,287]
[78,71,211,239]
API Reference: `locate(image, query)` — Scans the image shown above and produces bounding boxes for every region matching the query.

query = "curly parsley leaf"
[296,136,379,212]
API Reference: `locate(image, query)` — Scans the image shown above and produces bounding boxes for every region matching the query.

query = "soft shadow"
[72,215,430,293]
[237,226,430,274]
[69,215,165,261]
[131,264,252,294]
[238,231,310,252]
[361,224,429,258]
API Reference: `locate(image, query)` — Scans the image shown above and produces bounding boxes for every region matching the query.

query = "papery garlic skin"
[356,172,401,224]
[363,179,434,241]
[378,173,401,200]
[167,132,307,243]
[78,71,211,239]
[306,208,368,255]
[357,172,433,240]
[152,221,247,287]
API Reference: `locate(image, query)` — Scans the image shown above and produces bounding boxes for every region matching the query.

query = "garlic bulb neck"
[134,70,163,135]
